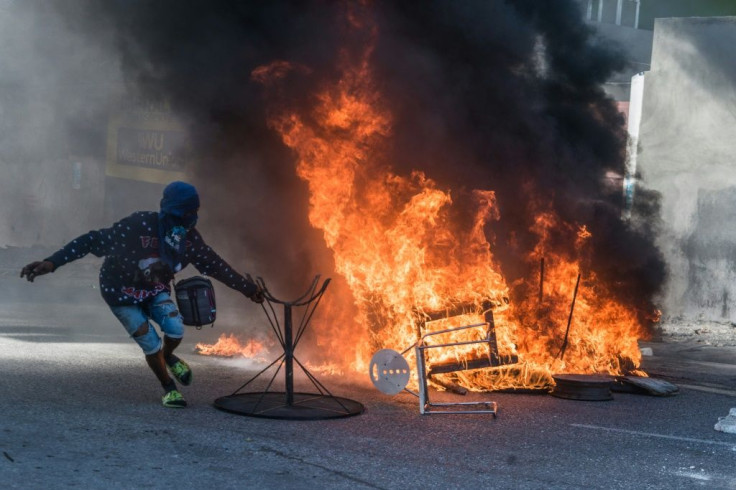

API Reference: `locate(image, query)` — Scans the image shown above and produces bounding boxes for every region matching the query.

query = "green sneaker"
[162,389,187,408]
[167,357,192,386]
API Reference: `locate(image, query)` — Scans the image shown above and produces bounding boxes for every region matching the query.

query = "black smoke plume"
[61,0,664,324]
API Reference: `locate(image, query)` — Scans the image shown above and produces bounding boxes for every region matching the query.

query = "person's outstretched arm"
[20,218,124,282]
[186,229,263,303]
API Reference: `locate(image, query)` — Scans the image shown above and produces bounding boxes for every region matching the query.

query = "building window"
[585,0,640,29]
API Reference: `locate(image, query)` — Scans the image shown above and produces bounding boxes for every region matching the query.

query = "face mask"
[179,207,199,229]
[164,226,189,249]
[170,213,197,230]
[181,214,198,229]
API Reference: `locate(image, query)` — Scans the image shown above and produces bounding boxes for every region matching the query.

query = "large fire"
[198,6,649,391]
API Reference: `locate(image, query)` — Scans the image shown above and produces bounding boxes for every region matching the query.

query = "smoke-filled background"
[0,1,665,334]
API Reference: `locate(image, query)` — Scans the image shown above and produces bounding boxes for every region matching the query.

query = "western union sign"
[106,97,192,184]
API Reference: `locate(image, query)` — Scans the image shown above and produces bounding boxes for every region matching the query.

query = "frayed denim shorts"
[110,292,184,355]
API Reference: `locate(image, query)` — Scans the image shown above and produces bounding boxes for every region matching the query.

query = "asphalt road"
[1,261,735,489]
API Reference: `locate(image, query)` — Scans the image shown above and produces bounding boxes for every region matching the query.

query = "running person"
[20,181,263,408]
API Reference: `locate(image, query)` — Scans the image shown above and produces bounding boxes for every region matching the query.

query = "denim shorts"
[110,292,184,355]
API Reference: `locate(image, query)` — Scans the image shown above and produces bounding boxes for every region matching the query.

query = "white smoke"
[0,0,123,248]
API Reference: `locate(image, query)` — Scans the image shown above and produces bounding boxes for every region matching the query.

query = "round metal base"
[551,374,614,401]
[370,349,410,395]
[214,392,365,420]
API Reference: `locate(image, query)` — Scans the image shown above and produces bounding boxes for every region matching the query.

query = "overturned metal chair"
[370,301,518,416]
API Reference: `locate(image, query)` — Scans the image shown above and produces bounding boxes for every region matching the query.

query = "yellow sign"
[106,97,192,184]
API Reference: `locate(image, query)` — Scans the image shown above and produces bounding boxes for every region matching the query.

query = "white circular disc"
[369,349,411,395]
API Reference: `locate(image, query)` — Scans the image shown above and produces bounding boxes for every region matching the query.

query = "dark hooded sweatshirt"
[45,211,257,307]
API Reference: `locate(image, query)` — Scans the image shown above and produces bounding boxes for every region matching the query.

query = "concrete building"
[635,17,736,322]
[581,0,736,102]
[580,2,736,323]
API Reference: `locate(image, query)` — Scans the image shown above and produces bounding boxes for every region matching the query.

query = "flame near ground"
[197,6,651,391]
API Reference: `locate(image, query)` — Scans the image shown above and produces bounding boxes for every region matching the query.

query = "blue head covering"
[159,181,200,270]
[160,181,200,217]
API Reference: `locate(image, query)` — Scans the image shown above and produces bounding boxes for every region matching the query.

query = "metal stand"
[370,303,517,416]
[214,275,364,420]
[415,324,500,415]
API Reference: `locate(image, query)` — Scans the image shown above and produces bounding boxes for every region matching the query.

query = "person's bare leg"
[149,346,186,407]
[163,335,181,364]
[145,350,174,386]
[134,321,174,388]
[162,335,191,385]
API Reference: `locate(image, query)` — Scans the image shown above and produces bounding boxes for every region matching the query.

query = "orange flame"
[250,7,647,391]
[195,334,268,360]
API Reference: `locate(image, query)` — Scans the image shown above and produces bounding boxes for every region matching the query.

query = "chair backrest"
[369,300,518,415]
[414,301,516,374]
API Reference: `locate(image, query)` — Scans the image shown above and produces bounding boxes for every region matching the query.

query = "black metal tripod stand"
[214,275,364,420]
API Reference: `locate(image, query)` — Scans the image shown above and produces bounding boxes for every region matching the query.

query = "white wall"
[637,17,736,321]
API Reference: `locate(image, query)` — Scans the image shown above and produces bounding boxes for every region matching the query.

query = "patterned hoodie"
[45,211,258,306]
